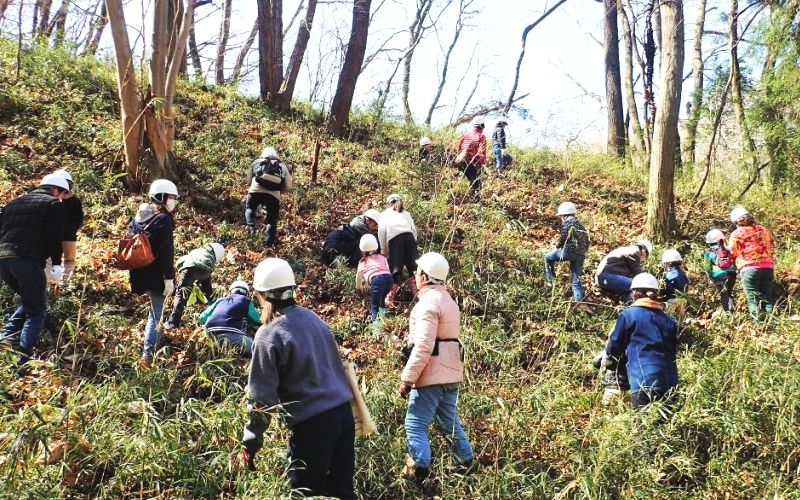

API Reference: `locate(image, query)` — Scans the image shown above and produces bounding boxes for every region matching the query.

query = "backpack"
[715,245,734,270]
[115,215,162,270]
[253,159,285,190]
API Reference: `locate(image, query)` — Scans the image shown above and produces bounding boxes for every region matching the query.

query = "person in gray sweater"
[241,258,355,500]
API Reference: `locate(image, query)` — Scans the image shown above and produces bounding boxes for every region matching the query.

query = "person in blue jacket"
[200,280,261,356]
[604,272,678,409]
[661,248,689,301]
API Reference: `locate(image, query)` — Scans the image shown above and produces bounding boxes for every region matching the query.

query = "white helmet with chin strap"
[363,209,381,224]
[730,206,750,223]
[359,234,379,252]
[209,243,225,263]
[253,258,296,299]
[419,137,432,147]
[556,202,577,216]
[39,173,71,192]
[229,280,249,295]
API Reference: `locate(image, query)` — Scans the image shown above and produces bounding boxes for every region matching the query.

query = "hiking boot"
[404,454,429,483]
[138,357,152,369]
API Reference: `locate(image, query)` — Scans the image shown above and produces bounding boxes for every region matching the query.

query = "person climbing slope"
[595,239,653,296]
[355,234,393,333]
[703,229,737,312]
[322,209,381,268]
[200,280,260,356]
[166,242,225,329]
[455,118,487,198]
[245,147,292,247]
[660,248,689,318]
[378,194,418,305]
[492,117,511,173]
[52,169,84,284]
[728,207,775,321]
[544,201,589,302]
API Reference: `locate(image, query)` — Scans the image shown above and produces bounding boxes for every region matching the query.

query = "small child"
[661,248,689,318]
[200,280,261,356]
[356,234,394,332]
[166,242,225,329]
[703,229,737,312]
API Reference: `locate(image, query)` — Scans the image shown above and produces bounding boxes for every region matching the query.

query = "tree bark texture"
[329,0,372,136]
[47,0,69,45]
[36,0,53,36]
[189,8,203,81]
[643,0,656,149]
[617,0,645,156]
[215,0,233,85]
[646,0,683,242]
[84,1,108,55]
[401,0,434,125]
[0,0,11,21]
[729,0,758,174]
[231,19,258,83]
[682,0,705,164]
[275,0,318,110]
[603,0,625,157]
[257,0,284,106]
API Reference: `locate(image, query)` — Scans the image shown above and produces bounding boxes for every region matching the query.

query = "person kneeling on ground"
[321,209,381,268]
[661,248,689,317]
[242,258,356,499]
[728,206,775,321]
[595,239,653,297]
[400,252,474,483]
[703,229,737,312]
[379,194,419,305]
[356,234,393,334]
[604,273,679,409]
[544,201,589,302]
[166,243,225,329]
[200,280,260,356]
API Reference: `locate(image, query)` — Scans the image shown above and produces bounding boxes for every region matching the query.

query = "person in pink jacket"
[399,252,473,482]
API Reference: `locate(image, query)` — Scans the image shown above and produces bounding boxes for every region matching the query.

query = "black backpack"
[253,159,285,190]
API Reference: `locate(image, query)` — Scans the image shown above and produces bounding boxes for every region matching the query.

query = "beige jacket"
[246,159,293,200]
[401,285,464,388]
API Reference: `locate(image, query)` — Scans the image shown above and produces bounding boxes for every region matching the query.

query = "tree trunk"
[603,0,625,157]
[682,0,705,164]
[257,0,284,106]
[275,0,318,110]
[646,0,683,242]
[84,1,108,55]
[105,0,143,179]
[188,8,203,81]
[729,0,758,174]
[617,0,645,156]
[329,0,372,136]
[0,0,11,21]
[36,0,53,36]
[231,19,258,83]
[47,0,69,45]
[215,0,233,85]
[643,0,656,151]
[401,0,433,125]
[162,0,193,151]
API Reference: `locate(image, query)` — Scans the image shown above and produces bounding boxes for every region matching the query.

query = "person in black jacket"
[492,118,508,173]
[52,169,84,284]
[544,202,589,301]
[127,179,179,365]
[0,174,68,357]
[321,209,381,268]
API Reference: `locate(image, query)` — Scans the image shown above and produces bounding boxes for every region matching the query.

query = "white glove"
[49,265,64,283]
[163,279,175,297]
[500,149,506,156]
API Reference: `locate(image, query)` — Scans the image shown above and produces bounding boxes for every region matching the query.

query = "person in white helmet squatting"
[702,229,737,312]
[660,249,689,318]
[399,252,474,483]
[199,280,261,356]
[127,179,178,366]
[321,209,381,268]
[165,242,226,329]
[241,258,356,499]
[600,272,679,409]
[544,202,589,302]
[419,137,433,162]
[0,173,68,361]
[245,147,292,247]
[595,239,653,299]
[379,194,418,305]
[728,207,776,321]
[455,118,487,199]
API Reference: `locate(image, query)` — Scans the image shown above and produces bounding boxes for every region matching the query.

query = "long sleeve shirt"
[377,209,417,251]
[492,126,506,148]
[456,129,487,165]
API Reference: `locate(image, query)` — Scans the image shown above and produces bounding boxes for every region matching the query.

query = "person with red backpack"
[703,229,737,312]
[728,207,775,320]
[245,147,292,247]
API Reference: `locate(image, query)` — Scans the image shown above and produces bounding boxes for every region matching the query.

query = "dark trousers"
[463,161,482,196]
[713,273,737,312]
[288,402,356,499]
[369,273,394,320]
[388,232,418,283]
[740,268,775,319]
[0,258,47,356]
[245,192,280,244]
[168,267,213,327]
[631,388,675,410]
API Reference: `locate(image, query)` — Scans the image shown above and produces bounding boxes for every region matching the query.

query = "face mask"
[166,199,178,212]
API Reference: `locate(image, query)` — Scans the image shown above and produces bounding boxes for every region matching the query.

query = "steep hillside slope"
[1,42,800,498]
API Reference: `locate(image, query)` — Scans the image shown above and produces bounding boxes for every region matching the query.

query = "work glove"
[592,350,606,370]
[163,279,175,297]
[500,149,507,156]
[399,382,412,398]
[241,449,256,471]
[48,265,64,283]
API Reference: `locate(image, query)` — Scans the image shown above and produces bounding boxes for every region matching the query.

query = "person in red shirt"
[728,206,775,320]
[455,118,487,199]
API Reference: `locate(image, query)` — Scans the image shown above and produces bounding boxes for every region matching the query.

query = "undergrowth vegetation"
[1,41,800,498]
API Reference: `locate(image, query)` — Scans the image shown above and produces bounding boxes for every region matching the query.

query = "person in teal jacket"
[703,229,737,312]
[166,242,225,328]
[200,280,261,355]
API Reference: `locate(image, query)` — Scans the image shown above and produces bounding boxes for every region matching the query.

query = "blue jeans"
[493,144,503,172]
[597,272,633,294]
[544,249,585,301]
[0,258,47,356]
[207,328,253,356]
[369,273,393,320]
[143,291,166,360]
[405,383,473,469]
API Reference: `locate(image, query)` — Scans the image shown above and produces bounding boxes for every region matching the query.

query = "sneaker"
[246,226,256,237]
[404,454,429,483]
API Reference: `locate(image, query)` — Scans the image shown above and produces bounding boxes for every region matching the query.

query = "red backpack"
[715,245,734,270]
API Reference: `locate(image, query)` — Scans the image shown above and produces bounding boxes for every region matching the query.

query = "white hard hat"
[261,147,279,160]
[253,258,296,292]
[209,243,225,262]
[635,239,653,255]
[705,229,725,244]
[497,115,509,125]
[229,280,249,294]
[556,202,577,216]
[630,272,659,291]
[148,179,179,197]
[359,234,379,252]
[387,193,401,204]
[661,248,682,263]
[53,169,73,183]
[472,116,485,128]
[363,209,381,223]
[39,173,70,192]
[730,206,750,223]
[419,137,432,146]
[416,252,450,281]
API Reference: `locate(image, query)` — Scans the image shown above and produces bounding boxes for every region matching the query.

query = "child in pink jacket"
[356,235,393,330]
